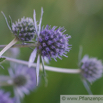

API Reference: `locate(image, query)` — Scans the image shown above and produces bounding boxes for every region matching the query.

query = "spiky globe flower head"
[37,25,71,60]
[80,55,103,83]
[29,8,71,86]
[0,13,36,58]
[9,65,37,98]
[12,17,36,41]
[0,90,14,103]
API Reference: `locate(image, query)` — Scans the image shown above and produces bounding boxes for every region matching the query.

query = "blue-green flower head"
[12,17,36,41]
[1,12,36,42]
[80,55,103,83]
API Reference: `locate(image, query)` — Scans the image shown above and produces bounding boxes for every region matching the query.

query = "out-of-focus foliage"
[0,0,103,103]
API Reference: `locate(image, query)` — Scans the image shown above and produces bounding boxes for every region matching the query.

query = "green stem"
[4,56,81,74]
[0,43,38,48]
[0,38,18,57]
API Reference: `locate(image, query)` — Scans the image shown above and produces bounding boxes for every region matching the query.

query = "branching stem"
[3,56,81,74]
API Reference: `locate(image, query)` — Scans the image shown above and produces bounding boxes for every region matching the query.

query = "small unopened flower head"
[0,90,14,103]
[80,55,103,83]
[9,65,37,98]
[12,17,35,41]
[37,25,71,60]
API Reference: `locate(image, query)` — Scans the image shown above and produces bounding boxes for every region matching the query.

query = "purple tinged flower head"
[29,8,71,86]
[9,65,37,98]
[12,17,36,41]
[80,55,103,83]
[37,25,71,60]
[0,90,14,103]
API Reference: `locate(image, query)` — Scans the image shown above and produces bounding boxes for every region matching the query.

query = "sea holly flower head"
[29,8,71,85]
[37,25,71,60]
[12,17,36,41]
[2,12,36,42]
[9,65,37,98]
[0,90,14,103]
[0,12,36,58]
[80,55,103,83]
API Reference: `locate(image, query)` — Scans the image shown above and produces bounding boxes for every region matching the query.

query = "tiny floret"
[12,17,36,41]
[80,55,103,83]
[37,25,71,60]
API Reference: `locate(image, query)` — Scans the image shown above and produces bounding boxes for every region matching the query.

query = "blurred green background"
[0,0,103,103]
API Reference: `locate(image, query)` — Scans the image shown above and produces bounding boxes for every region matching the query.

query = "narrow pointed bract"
[36,55,40,86]
[1,11,11,31]
[33,10,38,35]
[28,48,37,67]
[38,7,44,36]
[82,79,93,95]
[44,57,49,64]
[78,46,83,66]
